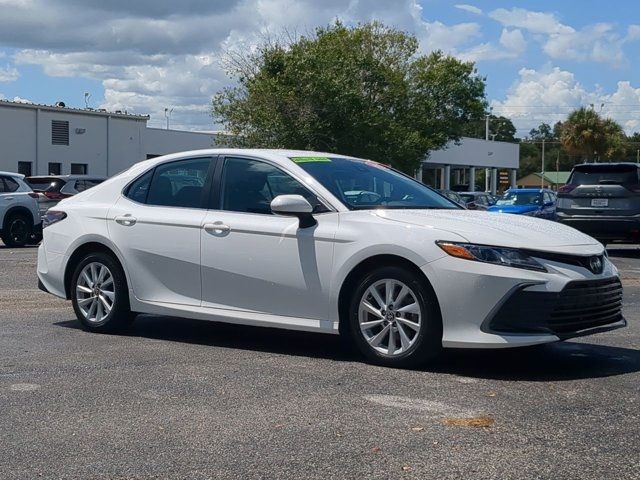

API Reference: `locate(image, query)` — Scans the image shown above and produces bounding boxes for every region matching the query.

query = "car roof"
[505,188,547,193]
[27,175,107,180]
[0,171,25,179]
[128,148,358,173]
[573,162,638,168]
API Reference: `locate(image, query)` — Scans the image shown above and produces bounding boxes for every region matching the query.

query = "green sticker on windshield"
[291,156,332,163]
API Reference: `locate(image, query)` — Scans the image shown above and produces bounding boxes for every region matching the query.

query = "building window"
[70,163,87,175]
[48,162,61,175]
[18,162,32,177]
[51,120,70,145]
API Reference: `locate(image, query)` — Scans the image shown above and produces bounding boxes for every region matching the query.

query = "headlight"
[436,241,547,272]
[43,210,67,229]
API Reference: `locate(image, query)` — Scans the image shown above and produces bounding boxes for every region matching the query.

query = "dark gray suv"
[557,163,640,243]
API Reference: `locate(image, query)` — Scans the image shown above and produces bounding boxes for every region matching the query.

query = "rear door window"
[144,158,212,209]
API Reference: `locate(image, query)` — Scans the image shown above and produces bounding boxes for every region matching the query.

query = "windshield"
[293,156,459,210]
[496,191,542,206]
[569,165,638,186]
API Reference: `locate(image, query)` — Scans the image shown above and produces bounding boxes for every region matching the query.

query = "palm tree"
[559,107,606,161]
[559,107,626,162]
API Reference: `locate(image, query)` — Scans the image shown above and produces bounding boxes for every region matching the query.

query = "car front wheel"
[348,266,442,368]
[71,252,134,333]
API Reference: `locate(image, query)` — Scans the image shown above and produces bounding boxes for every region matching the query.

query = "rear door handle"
[203,222,230,234]
[4,197,13,200]
[114,214,137,226]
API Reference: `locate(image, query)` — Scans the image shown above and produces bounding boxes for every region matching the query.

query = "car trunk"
[557,165,640,216]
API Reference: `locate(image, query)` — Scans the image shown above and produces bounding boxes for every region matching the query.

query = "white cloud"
[491,67,640,135]
[457,28,526,62]
[499,29,526,54]
[454,4,482,16]
[489,7,639,67]
[628,25,640,41]
[543,22,632,67]
[7,0,491,129]
[489,7,573,35]
[0,64,19,82]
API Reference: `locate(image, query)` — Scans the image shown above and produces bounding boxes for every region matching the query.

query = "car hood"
[487,204,538,214]
[371,209,602,255]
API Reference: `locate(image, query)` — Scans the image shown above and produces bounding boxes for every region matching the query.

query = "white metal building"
[419,137,520,194]
[0,100,223,177]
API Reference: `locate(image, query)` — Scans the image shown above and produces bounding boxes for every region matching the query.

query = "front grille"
[549,278,623,333]
[526,250,606,274]
[486,277,624,336]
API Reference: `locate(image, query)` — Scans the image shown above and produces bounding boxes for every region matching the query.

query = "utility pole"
[485,112,490,192]
[541,139,546,189]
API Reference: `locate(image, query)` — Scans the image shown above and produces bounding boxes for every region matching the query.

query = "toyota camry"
[37,149,625,368]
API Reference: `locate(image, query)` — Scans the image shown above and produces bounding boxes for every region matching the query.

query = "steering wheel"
[356,191,382,204]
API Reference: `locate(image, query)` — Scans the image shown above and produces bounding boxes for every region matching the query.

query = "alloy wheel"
[358,278,422,357]
[76,262,115,323]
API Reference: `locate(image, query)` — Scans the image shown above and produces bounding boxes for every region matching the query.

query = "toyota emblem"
[589,256,603,274]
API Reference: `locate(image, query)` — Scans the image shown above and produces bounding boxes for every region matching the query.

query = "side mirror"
[270,195,317,228]
[544,201,554,207]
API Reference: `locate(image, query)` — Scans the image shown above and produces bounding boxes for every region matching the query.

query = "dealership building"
[0,100,519,193]
[0,100,223,177]
[419,137,520,194]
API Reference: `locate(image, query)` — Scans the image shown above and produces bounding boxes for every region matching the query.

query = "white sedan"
[37,149,625,368]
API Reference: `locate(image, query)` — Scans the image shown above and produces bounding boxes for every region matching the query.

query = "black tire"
[70,252,135,333]
[347,265,442,368]
[2,213,31,247]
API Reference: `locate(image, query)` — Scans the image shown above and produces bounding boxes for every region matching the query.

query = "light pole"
[541,139,546,188]
[164,107,174,130]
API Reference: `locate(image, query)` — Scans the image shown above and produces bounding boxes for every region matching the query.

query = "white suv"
[0,171,42,247]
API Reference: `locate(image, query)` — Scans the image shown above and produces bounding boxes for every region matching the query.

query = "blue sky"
[0,0,638,135]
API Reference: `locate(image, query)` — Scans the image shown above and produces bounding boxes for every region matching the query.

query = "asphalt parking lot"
[1,245,639,480]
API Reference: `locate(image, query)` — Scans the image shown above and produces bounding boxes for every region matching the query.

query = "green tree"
[212,21,487,173]
[559,107,626,161]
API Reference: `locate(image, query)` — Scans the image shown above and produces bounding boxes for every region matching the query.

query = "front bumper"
[422,252,623,348]
[482,276,625,339]
[557,213,640,241]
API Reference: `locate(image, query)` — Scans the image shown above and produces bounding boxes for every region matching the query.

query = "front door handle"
[203,222,230,234]
[114,214,137,226]
[4,197,13,200]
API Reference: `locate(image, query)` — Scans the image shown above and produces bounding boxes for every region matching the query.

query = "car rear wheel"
[348,266,442,368]
[71,252,134,333]
[2,213,31,247]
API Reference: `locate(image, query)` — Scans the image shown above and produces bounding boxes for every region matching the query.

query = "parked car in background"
[0,171,42,247]
[556,163,640,244]
[26,175,106,215]
[488,188,557,220]
[438,190,467,208]
[37,149,624,368]
[458,191,496,210]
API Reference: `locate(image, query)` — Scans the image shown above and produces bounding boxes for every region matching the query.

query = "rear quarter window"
[0,176,20,193]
